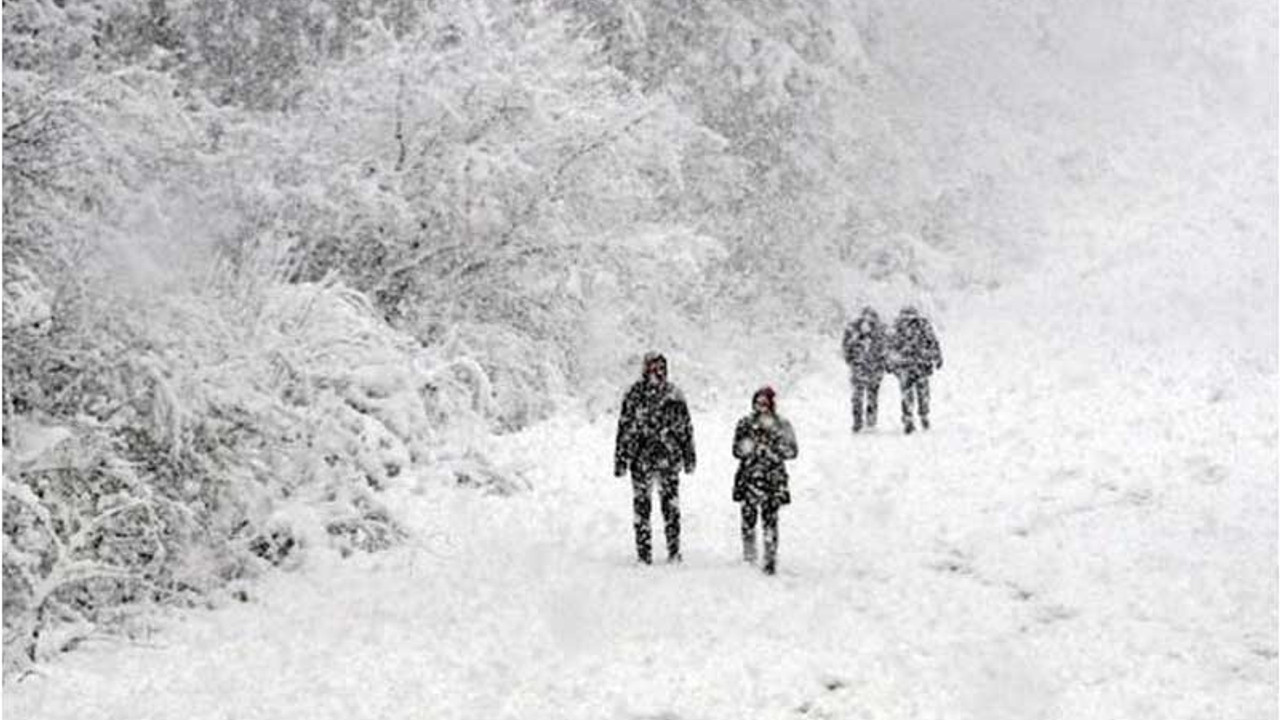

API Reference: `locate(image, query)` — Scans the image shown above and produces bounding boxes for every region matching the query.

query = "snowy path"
[6,278,1276,719]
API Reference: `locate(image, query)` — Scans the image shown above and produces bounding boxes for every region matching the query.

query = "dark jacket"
[732,412,798,504]
[842,313,889,381]
[615,380,696,475]
[888,312,942,375]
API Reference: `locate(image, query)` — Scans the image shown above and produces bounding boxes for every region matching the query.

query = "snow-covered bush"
[0,264,472,670]
[2,298,261,670]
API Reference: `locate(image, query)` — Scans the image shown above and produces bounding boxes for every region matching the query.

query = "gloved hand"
[684,460,696,474]
[614,460,627,478]
[935,358,943,370]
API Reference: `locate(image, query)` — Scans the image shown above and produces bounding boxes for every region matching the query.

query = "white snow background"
[3,0,1276,718]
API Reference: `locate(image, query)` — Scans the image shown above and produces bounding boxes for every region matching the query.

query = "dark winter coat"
[615,380,696,475]
[888,312,942,376]
[842,314,889,381]
[732,412,798,505]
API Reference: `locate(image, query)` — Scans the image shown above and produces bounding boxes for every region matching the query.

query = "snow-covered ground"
[5,237,1276,719]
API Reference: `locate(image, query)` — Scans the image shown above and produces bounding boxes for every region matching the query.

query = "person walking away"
[887,306,943,434]
[841,306,888,432]
[732,386,798,575]
[614,352,696,564]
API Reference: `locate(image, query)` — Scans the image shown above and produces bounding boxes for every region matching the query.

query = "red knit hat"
[752,386,776,412]
[642,352,667,378]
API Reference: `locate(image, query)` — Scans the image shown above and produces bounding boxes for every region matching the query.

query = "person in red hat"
[731,386,798,575]
[614,352,697,564]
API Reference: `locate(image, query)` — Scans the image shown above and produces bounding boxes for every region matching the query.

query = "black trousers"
[898,369,931,427]
[850,374,882,430]
[740,499,780,571]
[632,469,680,562]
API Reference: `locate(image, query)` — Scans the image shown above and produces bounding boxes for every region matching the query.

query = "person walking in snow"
[732,386,798,576]
[614,352,697,564]
[887,306,943,434]
[841,306,889,432]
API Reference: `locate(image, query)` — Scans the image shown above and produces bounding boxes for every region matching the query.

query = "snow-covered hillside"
[6,230,1274,719]
[3,0,1274,717]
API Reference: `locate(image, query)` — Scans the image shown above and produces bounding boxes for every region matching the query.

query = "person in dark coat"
[614,352,696,564]
[887,306,943,434]
[732,386,798,575]
[841,306,888,432]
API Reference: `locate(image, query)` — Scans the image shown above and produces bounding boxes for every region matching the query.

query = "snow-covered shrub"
[1,262,463,671]
[2,313,258,671]
[415,321,558,434]
[198,274,436,542]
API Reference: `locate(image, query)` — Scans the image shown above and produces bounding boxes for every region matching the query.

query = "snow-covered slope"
[5,235,1274,719]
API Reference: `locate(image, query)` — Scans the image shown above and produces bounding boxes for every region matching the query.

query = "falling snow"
[3,0,1275,718]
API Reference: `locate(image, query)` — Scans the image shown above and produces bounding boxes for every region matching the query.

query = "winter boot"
[904,420,915,435]
[921,417,930,431]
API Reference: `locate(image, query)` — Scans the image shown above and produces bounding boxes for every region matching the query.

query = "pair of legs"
[740,499,781,575]
[850,373,882,432]
[897,369,931,433]
[632,469,680,563]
